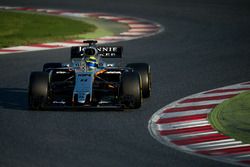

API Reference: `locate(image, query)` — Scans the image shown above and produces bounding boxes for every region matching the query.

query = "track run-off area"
[0,6,163,54]
[149,81,250,166]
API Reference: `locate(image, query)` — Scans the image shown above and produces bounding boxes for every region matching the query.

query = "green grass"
[209,91,250,143]
[74,17,128,39]
[0,10,97,48]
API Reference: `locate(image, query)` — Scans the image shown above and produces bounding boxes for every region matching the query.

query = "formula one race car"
[28,40,151,110]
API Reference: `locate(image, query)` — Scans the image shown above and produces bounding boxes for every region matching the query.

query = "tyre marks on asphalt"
[148,82,250,166]
[0,6,163,54]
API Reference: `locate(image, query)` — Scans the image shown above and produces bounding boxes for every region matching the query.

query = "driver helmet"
[85,56,98,71]
[82,47,98,57]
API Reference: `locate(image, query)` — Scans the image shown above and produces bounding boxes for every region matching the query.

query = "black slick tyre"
[126,63,151,98]
[121,71,142,109]
[28,72,49,110]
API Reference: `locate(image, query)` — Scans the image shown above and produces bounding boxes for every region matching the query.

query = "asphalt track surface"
[0,0,250,167]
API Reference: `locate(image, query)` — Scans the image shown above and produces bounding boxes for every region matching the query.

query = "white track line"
[188,139,237,147]
[189,141,243,150]
[159,109,210,118]
[165,131,219,140]
[156,120,209,131]
[175,100,223,107]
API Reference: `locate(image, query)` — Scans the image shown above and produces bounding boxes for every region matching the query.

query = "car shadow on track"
[0,88,131,112]
[0,88,28,111]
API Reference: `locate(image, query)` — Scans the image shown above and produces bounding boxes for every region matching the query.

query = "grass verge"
[209,91,250,143]
[0,10,96,48]
[0,10,129,48]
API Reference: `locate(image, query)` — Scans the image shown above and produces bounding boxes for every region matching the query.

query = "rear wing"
[71,46,123,59]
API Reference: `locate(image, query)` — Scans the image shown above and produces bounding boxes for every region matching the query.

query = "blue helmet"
[86,56,98,70]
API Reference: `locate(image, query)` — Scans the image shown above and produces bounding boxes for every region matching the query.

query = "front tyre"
[126,63,151,98]
[28,72,49,110]
[121,71,142,109]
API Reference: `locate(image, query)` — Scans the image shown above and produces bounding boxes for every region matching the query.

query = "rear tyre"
[121,71,142,109]
[126,63,151,98]
[43,63,62,72]
[28,72,49,110]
